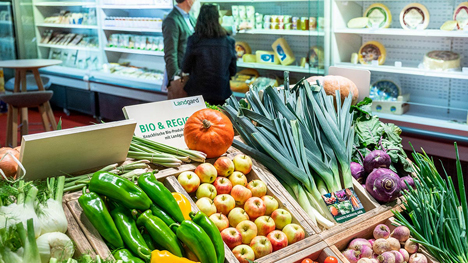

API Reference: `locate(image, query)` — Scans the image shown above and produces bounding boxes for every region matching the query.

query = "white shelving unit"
[330,0,468,132]
[32,0,172,91]
[200,0,329,81]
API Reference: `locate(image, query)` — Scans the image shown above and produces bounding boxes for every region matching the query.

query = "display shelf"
[334,28,468,38]
[33,2,96,7]
[38,43,100,51]
[0,2,11,5]
[238,61,324,74]
[104,47,164,56]
[102,26,162,33]
[376,112,468,133]
[90,71,163,92]
[0,21,12,25]
[100,4,171,9]
[237,29,325,36]
[36,23,98,29]
[336,62,468,80]
[39,65,90,80]
[201,0,315,2]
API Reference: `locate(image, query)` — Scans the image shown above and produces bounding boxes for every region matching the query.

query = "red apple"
[247,180,267,197]
[213,177,232,195]
[249,236,272,259]
[232,245,255,263]
[228,171,248,187]
[214,157,235,177]
[233,155,253,174]
[178,171,200,193]
[196,197,217,217]
[271,209,292,230]
[196,183,217,199]
[221,227,242,249]
[214,194,235,215]
[195,163,217,183]
[236,220,258,244]
[228,207,250,227]
[231,185,252,206]
[262,195,279,215]
[244,197,266,220]
[254,216,275,236]
[282,223,305,244]
[267,230,288,251]
[209,213,229,232]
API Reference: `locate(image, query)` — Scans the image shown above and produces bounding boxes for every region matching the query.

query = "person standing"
[162,0,196,98]
[181,4,237,105]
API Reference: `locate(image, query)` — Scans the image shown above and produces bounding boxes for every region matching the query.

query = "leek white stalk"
[37,176,67,234]
[37,232,74,263]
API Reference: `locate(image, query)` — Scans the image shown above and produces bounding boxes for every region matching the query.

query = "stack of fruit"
[177,155,306,263]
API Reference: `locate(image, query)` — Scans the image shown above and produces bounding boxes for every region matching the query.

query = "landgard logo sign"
[172,97,202,108]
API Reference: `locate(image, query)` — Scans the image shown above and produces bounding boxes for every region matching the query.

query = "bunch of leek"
[222,75,355,229]
[393,143,468,263]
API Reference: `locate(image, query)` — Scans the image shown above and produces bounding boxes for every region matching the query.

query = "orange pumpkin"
[306,75,359,106]
[184,109,234,158]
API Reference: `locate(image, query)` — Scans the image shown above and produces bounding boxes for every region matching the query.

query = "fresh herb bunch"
[351,98,413,175]
[393,143,468,263]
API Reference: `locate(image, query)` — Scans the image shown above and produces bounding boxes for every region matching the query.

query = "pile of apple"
[177,155,306,263]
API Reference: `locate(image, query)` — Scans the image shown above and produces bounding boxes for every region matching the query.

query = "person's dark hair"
[175,0,185,3]
[195,4,227,38]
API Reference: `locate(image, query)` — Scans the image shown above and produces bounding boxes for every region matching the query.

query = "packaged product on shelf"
[41,30,53,43]
[292,17,300,30]
[440,20,458,31]
[308,46,324,69]
[347,17,369,28]
[300,17,309,30]
[271,37,295,66]
[238,6,246,21]
[454,2,468,29]
[364,3,392,28]
[309,17,317,30]
[264,15,271,23]
[242,54,256,63]
[318,17,325,30]
[399,3,430,30]
[271,15,278,23]
[256,50,280,65]
[246,6,255,28]
[370,78,410,115]
[284,23,292,30]
[235,41,251,58]
[358,40,386,65]
[270,22,278,29]
[422,50,461,71]
[232,6,239,24]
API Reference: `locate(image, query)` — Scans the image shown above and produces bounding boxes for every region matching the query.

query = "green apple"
[177,171,200,193]
[196,183,217,199]
[233,155,253,174]
[196,197,217,217]
[271,209,292,230]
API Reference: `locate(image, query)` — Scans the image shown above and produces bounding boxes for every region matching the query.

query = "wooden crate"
[165,152,320,263]
[325,210,439,263]
[275,241,344,263]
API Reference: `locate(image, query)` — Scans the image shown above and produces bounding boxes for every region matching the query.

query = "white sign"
[123,96,206,148]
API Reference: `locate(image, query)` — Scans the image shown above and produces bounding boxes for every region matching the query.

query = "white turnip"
[373,224,391,239]
[409,253,427,263]
[373,239,391,255]
[349,238,372,249]
[387,237,400,251]
[405,238,419,254]
[391,226,410,242]
[377,252,395,263]
[399,249,410,261]
[389,251,404,263]
[368,239,376,247]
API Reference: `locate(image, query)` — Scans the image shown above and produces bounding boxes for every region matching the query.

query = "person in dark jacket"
[181,4,237,105]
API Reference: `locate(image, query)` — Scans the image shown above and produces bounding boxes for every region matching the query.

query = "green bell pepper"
[136,210,185,257]
[78,187,123,249]
[89,171,151,210]
[113,249,145,263]
[190,211,224,263]
[110,206,151,258]
[137,172,184,223]
[150,204,176,226]
[170,220,217,263]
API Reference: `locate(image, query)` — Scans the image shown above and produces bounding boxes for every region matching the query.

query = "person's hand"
[237,22,252,31]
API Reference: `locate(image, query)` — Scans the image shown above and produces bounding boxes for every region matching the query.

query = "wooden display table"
[0,59,62,146]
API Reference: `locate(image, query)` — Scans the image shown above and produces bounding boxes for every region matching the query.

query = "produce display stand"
[275,241,343,263]
[324,210,439,263]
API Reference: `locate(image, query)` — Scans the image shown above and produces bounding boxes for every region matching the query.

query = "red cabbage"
[363,150,391,174]
[365,168,401,203]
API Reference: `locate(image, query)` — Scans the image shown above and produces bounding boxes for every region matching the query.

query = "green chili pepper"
[89,171,151,210]
[136,210,185,257]
[110,206,151,258]
[78,187,123,249]
[112,249,145,263]
[190,211,224,263]
[170,220,217,263]
[141,232,161,251]
[137,172,184,222]
[150,204,176,226]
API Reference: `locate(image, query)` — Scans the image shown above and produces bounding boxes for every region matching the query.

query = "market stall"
[1,72,466,263]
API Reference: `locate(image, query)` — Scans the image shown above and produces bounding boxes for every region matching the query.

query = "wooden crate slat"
[155,163,198,179]
[67,199,114,260]
[63,203,96,258]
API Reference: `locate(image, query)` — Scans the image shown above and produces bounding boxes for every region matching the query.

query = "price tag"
[394,61,402,68]
[371,60,379,66]
[371,22,380,30]
[416,24,425,30]
[123,96,206,148]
